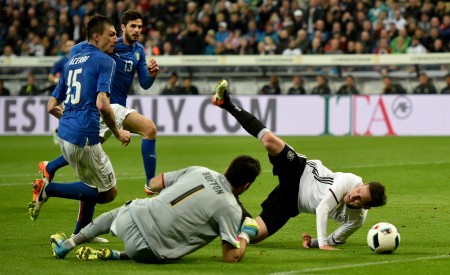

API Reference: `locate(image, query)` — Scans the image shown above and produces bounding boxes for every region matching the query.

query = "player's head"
[225,155,261,193]
[121,10,143,44]
[344,182,386,209]
[87,14,117,54]
[365,181,387,208]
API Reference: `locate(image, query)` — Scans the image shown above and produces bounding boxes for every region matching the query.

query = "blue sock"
[46,155,69,176]
[73,201,96,234]
[141,139,156,183]
[45,181,99,201]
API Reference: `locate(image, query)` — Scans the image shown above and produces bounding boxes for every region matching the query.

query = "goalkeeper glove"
[239,217,259,244]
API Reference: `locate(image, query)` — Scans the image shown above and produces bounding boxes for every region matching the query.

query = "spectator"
[390,28,411,54]
[259,74,281,95]
[282,38,302,55]
[306,37,324,54]
[311,75,332,95]
[295,29,310,54]
[382,76,407,94]
[160,72,182,95]
[287,75,306,95]
[412,72,437,94]
[441,73,450,94]
[19,73,41,96]
[276,29,291,54]
[0,80,11,96]
[215,21,230,43]
[373,38,392,54]
[292,9,305,33]
[179,77,199,95]
[179,22,204,55]
[336,75,359,95]
[407,36,427,54]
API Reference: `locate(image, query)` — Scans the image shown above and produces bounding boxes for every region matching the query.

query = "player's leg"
[212,79,284,156]
[122,111,157,184]
[39,155,69,181]
[51,207,124,259]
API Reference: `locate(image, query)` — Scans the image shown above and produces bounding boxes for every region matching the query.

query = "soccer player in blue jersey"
[34,10,159,240]
[28,15,131,234]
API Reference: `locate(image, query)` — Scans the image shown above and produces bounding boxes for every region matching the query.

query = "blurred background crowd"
[0,0,449,96]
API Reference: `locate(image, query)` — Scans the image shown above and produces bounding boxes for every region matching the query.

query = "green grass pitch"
[0,135,449,274]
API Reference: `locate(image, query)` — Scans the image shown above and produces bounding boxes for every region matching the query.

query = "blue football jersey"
[53,44,116,147]
[70,38,154,106]
[50,55,70,76]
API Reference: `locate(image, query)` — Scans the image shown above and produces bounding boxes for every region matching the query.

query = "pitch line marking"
[270,254,450,275]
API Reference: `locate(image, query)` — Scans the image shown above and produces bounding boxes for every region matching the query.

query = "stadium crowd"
[1,0,449,57]
[0,0,449,95]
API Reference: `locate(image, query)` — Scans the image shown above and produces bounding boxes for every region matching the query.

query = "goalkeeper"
[50,155,261,263]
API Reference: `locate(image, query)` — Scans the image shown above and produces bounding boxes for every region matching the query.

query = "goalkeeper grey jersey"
[298,160,367,246]
[127,166,242,260]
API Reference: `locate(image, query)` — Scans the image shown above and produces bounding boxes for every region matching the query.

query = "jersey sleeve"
[215,206,242,248]
[136,46,155,90]
[328,209,367,245]
[97,55,116,94]
[50,68,68,102]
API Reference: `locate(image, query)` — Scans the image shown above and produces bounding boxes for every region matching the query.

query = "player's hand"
[319,245,339,251]
[301,232,312,248]
[147,58,159,77]
[116,129,131,146]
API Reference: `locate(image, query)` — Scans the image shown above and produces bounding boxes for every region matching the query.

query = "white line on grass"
[270,254,450,275]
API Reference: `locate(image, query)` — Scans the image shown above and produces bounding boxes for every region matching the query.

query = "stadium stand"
[0,0,449,95]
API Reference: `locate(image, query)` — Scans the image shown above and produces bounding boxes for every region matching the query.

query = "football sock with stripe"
[73,201,96,235]
[141,139,156,183]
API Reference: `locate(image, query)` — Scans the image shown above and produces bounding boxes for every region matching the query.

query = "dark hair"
[87,14,115,40]
[121,10,143,26]
[366,182,387,208]
[225,155,261,188]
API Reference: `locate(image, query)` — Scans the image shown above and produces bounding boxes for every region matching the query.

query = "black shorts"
[259,144,306,237]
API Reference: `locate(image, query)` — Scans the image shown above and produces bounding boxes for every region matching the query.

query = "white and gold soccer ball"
[367,222,401,254]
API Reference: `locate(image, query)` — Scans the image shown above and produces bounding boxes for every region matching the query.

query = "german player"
[35,10,159,239]
[28,15,131,228]
[211,80,387,250]
[50,156,261,263]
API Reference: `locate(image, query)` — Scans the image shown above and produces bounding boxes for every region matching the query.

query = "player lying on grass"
[33,10,159,241]
[210,79,387,250]
[50,156,261,263]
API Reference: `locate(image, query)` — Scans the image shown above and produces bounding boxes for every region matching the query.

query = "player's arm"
[145,174,165,195]
[222,239,247,263]
[97,92,131,146]
[137,51,158,89]
[47,97,64,119]
[315,193,340,250]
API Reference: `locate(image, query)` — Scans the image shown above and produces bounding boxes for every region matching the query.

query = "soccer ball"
[367,222,400,254]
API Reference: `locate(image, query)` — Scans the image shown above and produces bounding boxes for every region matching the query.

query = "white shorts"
[99,104,136,140]
[59,138,116,192]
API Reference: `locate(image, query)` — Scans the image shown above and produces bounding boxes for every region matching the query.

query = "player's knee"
[140,119,157,139]
[98,187,117,204]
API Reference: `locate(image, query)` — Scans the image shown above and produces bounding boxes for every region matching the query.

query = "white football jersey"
[298,160,367,246]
